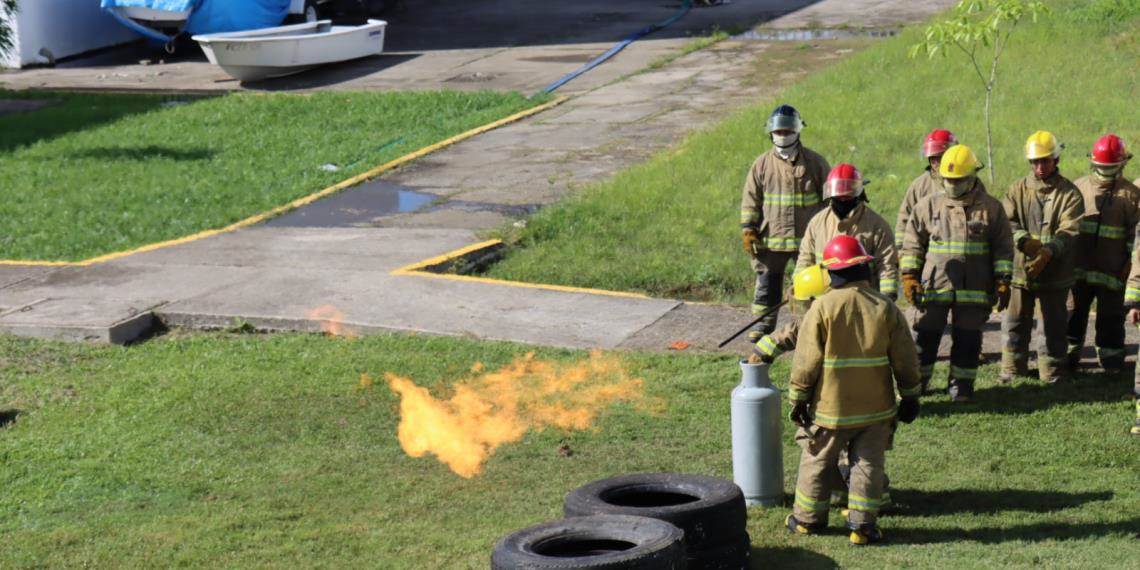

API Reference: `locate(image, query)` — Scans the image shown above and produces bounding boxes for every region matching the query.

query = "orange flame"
[386,351,646,478]
[307,304,357,338]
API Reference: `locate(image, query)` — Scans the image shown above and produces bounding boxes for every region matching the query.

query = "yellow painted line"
[0,95,570,268]
[391,239,650,299]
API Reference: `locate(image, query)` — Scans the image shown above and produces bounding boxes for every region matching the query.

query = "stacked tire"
[491,473,749,570]
[563,474,750,570]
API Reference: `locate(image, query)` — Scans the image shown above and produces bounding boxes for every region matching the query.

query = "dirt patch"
[0,99,59,116]
[723,37,876,88]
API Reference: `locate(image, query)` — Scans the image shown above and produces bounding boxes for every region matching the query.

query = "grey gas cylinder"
[731,360,784,507]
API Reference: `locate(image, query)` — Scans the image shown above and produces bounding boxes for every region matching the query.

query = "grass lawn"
[486,0,1140,303]
[1,332,1137,568]
[0,90,541,262]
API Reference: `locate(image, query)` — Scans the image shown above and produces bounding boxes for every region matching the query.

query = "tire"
[563,473,746,551]
[491,514,686,570]
[686,532,750,570]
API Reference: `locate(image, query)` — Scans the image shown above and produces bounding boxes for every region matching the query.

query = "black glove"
[897,397,920,424]
[789,401,812,428]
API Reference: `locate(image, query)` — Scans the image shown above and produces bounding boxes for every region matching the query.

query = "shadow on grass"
[921,375,1131,417]
[67,146,214,161]
[750,546,837,569]
[0,93,192,154]
[887,518,1140,545]
[0,409,20,428]
[888,488,1114,518]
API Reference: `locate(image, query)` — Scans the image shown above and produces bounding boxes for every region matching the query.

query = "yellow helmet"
[939,144,983,179]
[793,264,829,301]
[1025,130,1061,160]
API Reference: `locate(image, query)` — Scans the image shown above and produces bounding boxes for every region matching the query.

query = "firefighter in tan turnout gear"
[740,104,830,340]
[784,235,921,546]
[1002,131,1085,384]
[753,163,898,361]
[1067,134,1140,374]
[896,129,959,248]
[901,144,1014,401]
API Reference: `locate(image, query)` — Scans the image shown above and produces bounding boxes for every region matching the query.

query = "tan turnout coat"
[740,146,830,252]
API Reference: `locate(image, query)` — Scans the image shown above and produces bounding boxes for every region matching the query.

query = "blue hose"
[538,0,693,96]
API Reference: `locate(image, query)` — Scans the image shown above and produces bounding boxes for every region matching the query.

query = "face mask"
[772,132,799,149]
[830,198,858,218]
[943,177,974,198]
[1093,164,1123,184]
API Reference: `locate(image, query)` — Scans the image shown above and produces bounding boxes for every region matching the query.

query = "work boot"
[847,522,884,546]
[1066,348,1082,370]
[785,514,825,535]
[947,379,974,402]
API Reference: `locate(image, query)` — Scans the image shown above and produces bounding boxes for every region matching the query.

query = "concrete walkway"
[1,0,966,353]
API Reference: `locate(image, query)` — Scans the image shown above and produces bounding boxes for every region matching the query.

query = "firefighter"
[753,163,898,361]
[1066,134,1140,374]
[1002,131,1085,384]
[784,235,921,545]
[896,129,959,247]
[740,104,830,340]
[901,144,1014,400]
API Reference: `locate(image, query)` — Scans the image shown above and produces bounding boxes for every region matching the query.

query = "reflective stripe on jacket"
[797,202,899,296]
[900,181,1014,305]
[1004,172,1084,290]
[740,146,830,252]
[895,169,942,247]
[789,282,921,430]
[1073,175,1140,291]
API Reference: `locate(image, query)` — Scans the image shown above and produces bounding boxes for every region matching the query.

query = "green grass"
[486,0,1140,302]
[1,332,1137,567]
[0,90,542,262]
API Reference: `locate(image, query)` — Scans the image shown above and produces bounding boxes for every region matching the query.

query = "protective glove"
[1021,237,1044,258]
[789,401,813,428]
[747,352,771,364]
[993,280,1011,312]
[902,273,924,306]
[742,228,763,256]
[897,397,921,424]
[1026,247,1054,278]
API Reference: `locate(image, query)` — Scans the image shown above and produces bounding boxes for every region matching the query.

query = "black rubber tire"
[490,514,686,570]
[686,532,750,570]
[563,473,746,550]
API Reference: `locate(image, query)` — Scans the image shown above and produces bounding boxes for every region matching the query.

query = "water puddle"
[266,179,435,228]
[734,28,898,41]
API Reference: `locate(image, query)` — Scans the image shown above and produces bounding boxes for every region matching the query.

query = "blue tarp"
[186,0,291,35]
[101,0,290,40]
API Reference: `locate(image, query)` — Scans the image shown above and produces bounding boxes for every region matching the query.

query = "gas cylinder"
[731,359,783,506]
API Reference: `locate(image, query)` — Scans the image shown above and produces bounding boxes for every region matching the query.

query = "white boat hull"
[193,20,387,82]
[115,6,190,28]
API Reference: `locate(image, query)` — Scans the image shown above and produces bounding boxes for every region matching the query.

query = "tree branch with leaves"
[910,0,1049,186]
[0,0,17,60]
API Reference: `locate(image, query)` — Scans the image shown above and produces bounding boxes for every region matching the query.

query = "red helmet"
[822,235,874,269]
[824,163,864,200]
[1090,134,1131,166]
[922,129,958,158]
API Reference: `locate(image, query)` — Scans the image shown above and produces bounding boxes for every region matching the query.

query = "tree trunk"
[983,87,995,188]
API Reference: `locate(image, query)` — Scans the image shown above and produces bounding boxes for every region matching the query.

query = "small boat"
[193,19,387,82]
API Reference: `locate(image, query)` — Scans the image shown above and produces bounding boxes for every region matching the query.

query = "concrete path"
[1,0,964,352]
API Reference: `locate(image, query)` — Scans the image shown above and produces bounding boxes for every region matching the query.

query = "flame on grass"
[308,304,357,338]
[387,351,647,478]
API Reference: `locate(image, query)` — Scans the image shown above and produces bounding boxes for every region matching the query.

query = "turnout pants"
[912,303,989,394]
[792,422,891,526]
[1066,282,1126,369]
[1002,287,1069,383]
[751,250,795,334]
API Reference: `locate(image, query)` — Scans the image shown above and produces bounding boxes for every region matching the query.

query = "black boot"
[948,379,974,402]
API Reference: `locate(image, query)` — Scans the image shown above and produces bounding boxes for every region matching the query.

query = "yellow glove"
[1021,237,1044,258]
[1026,247,1054,278]
[993,280,1011,312]
[742,228,763,256]
[902,274,924,306]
